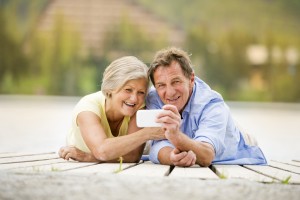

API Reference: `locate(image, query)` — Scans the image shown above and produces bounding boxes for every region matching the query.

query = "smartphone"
[136,109,163,127]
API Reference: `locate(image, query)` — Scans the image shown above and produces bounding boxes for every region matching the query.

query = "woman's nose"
[130,94,137,101]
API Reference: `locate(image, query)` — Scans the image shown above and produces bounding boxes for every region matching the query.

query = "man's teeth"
[168,96,180,102]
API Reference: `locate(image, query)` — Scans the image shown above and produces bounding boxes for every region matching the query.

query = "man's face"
[153,61,194,113]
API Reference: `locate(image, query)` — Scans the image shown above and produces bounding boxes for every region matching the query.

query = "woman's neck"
[105,99,123,121]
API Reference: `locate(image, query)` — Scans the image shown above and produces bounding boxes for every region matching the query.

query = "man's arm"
[157,133,215,167]
[167,132,215,166]
[156,104,215,167]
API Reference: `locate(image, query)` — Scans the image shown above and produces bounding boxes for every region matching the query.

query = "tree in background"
[102,13,168,63]
[0,1,29,93]
[186,27,256,100]
[1,0,299,101]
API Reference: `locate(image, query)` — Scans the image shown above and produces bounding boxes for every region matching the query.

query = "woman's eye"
[125,88,132,92]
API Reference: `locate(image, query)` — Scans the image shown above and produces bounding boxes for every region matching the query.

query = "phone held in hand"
[136,109,163,127]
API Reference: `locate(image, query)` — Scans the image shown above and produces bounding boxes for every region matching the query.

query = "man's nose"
[166,85,176,96]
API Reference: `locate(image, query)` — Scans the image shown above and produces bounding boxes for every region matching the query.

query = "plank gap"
[0,152,56,159]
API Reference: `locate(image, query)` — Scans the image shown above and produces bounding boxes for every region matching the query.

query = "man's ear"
[190,72,195,85]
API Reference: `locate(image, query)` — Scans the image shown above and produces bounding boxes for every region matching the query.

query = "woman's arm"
[61,111,165,162]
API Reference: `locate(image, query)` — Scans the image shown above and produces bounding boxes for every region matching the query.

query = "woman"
[59,56,165,163]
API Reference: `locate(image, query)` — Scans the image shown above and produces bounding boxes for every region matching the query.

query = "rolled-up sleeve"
[193,102,228,158]
[149,140,174,164]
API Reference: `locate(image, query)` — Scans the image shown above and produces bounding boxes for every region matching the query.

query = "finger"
[58,147,63,157]
[60,146,73,159]
[192,156,196,166]
[157,106,180,120]
[188,151,197,166]
[65,152,72,161]
[171,151,187,163]
[59,147,67,159]
[178,151,195,167]
[186,156,195,167]
[162,104,180,115]
[157,110,180,123]
[173,148,181,154]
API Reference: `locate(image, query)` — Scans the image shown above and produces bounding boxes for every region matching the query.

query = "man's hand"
[170,148,196,167]
[58,146,98,162]
[157,104,181,142]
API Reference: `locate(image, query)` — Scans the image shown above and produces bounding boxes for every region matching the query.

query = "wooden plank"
[289,161,300,167]
[272,160,300,167]
[245,165,300,184]
[269,160,300,174]
[170,165,219,179]
[0,152,56,158]
[9,160,98,173]
[65,162,139,174]
[0,158,66,170]
[212,165,274,183]
[0,153,59,164]
[118,161,170,177]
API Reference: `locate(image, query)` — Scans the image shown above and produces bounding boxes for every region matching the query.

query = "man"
[146,47,267,167]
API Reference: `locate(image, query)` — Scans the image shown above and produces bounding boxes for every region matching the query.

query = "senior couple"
[59,47,267,167]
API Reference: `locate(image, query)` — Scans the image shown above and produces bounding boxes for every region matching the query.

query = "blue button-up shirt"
[146,77,267,165]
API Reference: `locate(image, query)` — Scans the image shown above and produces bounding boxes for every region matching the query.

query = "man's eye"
[125,89,132,92]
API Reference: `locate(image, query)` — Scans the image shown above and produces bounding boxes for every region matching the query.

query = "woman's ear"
[106,93,112,98]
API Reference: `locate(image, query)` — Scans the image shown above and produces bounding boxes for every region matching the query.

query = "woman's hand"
[143,127,166,140]
[58,146,98,162]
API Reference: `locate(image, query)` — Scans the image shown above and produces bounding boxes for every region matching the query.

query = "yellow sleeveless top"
[66,91,130,153]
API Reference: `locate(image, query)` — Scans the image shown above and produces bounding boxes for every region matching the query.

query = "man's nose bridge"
[166,84,176,95]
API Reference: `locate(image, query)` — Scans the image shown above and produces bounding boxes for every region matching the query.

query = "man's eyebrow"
[172,77,181,81]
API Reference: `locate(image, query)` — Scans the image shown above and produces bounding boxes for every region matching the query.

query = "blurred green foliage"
[102,13,168,61]
[0,0,299,102]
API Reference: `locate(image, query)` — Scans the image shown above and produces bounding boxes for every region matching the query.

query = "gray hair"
[149,47,193,85]
[101,56,149,98]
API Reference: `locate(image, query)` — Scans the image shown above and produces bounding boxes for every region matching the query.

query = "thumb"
[172,148,181,154]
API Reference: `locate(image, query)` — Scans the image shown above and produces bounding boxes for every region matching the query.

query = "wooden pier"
[1,152,299,184]
[1,152,300,200]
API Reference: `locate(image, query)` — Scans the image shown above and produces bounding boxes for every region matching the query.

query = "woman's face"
[111,78,147,117]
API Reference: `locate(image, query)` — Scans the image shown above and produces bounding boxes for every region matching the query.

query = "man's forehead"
[155,63,183,75]
[154,72,184,85]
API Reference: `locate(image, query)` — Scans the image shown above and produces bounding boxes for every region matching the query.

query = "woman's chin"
[122,108,136,117]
